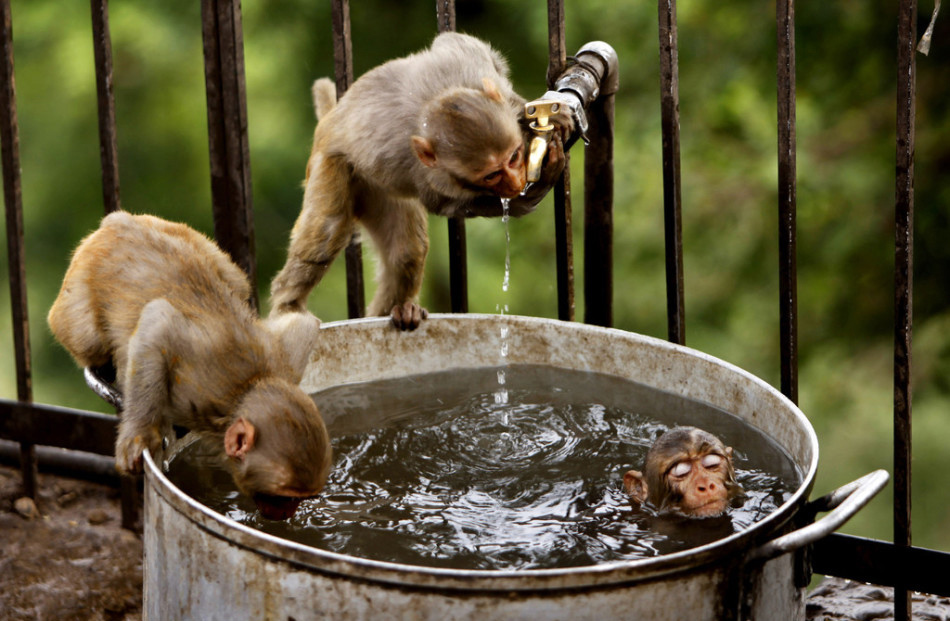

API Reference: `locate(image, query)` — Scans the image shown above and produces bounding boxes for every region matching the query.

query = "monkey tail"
[312,78,337,120]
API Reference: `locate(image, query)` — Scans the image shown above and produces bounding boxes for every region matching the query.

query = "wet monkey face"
[623,427,744,518]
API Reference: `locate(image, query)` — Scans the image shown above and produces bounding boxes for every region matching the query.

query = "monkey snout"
[496,167,527,199]
[695,477,724,498]
[254,493,304,521]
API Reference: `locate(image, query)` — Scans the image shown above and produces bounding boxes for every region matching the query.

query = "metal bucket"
[143,314,887,620]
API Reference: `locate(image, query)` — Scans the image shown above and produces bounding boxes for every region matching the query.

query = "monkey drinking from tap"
[48,212,332,520]
[623,427,744,519]
[269,32,574,330]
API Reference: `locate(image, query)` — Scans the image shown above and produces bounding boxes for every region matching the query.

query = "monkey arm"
[269,152,357,316]
[361,196,430,330]
[114,298,182,474]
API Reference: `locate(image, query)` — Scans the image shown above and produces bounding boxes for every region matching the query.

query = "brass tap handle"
[525,100,561,131]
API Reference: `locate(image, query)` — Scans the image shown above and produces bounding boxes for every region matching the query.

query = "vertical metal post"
[437,1,469,314]
[447,215,468,312]
[582,74,615,327]
[90,0,121,215]
[201,0,258,310]
[91,0,140,530]
[894,0,916,617]
[776,0,798,404]
[658,0,685,344]
[331,0,365,319]
[547,0,574,322]
[436,0,455,32]
[0,0,37,499]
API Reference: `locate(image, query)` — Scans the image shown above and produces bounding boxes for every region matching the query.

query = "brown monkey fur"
[269,32,572,330]
[48,212,332,520]
[623,426,744,519]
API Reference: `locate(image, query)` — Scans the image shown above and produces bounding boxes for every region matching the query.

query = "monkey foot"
[390,302,428,331]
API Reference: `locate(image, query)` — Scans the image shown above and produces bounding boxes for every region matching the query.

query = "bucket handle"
[84,365,124,410]
[748,469,889,563]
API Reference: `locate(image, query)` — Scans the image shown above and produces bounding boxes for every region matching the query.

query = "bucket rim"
[145,314,819,592]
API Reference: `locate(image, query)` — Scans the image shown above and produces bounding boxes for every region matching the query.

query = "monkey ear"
[623,470,649,505]
[481,77,504,103]
[224,417,256,460]
[263,310,320,383]
[411,136,439,168]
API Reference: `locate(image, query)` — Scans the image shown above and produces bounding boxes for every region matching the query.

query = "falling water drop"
[499,309,509,359]
[501,199,511,293]
[496,199,512,406]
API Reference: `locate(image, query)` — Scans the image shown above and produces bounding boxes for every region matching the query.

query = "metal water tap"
[523,40,619,183]
[524,101,560,183]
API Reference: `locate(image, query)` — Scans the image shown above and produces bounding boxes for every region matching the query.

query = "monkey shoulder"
[99,209,136,230]
[393,33,512,98]
[430,32,509,74]
[152,310,273,424]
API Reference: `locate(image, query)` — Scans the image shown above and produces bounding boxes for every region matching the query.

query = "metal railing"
[0,1,945,618]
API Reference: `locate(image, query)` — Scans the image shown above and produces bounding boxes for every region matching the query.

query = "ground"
[0,463,142,621]
[1,462,948,621]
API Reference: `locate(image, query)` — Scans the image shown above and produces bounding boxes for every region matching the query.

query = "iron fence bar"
[201,0,258,310]
[547,0,574,322]
[436,1,469,314]
[447,217,468,312]
[0,439,118,483]
[776,0,798,403]
[0,400,117,457]
[582,78,615,327]
[436,0,455,33]
[90,0,121,215]
[894,0,916,616]
[658,0,685,344]
[91,0,139,526]
[812,533,950,598]
[330,0,365,319]
[554,166,574,322]
[0,0,37,500]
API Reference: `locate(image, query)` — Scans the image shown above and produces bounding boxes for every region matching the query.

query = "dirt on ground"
[0,463,142,621]
[806,579,950,621]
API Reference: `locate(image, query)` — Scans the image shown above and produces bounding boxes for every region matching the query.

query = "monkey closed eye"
[701,454,724,468]
[479,146,526,188]
[483,170,503,185]
[669,461,692,478]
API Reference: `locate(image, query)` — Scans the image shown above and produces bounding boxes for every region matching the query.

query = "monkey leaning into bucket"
[268,32,573,331]
[48,211,332,520]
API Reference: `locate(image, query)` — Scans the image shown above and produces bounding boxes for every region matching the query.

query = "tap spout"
[524,100,560,183]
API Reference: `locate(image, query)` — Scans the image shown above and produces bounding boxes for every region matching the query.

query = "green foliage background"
[3,0,950,557]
